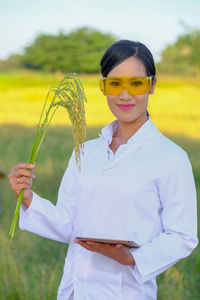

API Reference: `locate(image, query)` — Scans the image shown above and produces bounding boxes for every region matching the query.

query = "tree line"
[1,26,200,76]
[157,29,200,76]
[2,27,116,73]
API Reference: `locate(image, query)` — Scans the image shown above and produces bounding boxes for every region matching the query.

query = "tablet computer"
[75,237,140,248]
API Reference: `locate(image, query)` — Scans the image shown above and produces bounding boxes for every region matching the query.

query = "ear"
[149,77,157,95]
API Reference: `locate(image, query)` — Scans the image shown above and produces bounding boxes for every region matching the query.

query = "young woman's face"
[105,56,156,124]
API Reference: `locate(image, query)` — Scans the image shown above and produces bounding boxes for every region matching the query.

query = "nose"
[119,88,132,100]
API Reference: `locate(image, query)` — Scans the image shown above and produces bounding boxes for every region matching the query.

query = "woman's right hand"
[8,163,35,208]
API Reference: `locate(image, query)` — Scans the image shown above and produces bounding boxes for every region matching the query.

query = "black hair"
[100,40,156,118]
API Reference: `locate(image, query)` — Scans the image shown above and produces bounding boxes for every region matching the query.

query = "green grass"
[0,124,199,299]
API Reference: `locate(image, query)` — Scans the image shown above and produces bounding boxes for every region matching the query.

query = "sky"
[0,0,200,61]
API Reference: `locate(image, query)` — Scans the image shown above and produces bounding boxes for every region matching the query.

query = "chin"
[116,112,147,124]
[116,116,138,124]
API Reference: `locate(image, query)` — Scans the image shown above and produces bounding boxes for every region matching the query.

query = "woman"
[8,40,198,300]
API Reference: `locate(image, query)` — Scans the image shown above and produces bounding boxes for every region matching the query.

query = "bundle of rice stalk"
[9,73,87,241]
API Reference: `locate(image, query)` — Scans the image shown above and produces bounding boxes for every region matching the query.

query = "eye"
[109,80,120,86]
[130,80,142,87]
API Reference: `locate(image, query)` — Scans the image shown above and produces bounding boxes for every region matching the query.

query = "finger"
[75,240,102,252]
[116,243,123,249]
[89,241,109,251]
[86,241,101,247]
[15,176,33,185]
[78,240,105,250]
[15,169,35,178]
[9,177,33,194]
[74,239,115,254]
[86,241,115,250]
[13,163,35,171]
[9,169,32,179]
[85,241,113,254]
[74,240,97,252]
[9,176,21,186]
[8,170,15,179]
[15,183,31,191]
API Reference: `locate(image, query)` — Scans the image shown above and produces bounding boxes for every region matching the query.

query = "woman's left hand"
[74,239,135,265]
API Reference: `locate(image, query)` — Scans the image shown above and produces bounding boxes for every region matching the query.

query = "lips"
[117,104,135,111]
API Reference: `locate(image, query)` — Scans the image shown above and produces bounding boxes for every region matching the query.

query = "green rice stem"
[9,73,87,241]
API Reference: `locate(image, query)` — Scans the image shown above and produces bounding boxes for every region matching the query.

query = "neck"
[114,114,148,140]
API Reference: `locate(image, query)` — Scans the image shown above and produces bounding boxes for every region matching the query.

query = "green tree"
[20,27,117,73]
[157,29,200,76]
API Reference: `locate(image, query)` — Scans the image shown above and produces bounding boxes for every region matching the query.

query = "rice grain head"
[52,73,87,171]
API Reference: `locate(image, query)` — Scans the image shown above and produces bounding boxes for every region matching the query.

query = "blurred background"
[0,0,199,299]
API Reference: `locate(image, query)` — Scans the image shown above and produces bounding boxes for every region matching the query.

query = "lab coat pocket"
[84,269,122,300]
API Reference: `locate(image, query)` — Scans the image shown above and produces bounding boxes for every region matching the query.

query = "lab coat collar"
[99,116,161,147]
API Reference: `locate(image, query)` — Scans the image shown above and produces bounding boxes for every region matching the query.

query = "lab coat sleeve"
[128,151,198,283]
[19,149,78,243]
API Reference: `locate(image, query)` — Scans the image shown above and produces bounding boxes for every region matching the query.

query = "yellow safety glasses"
[99,76,153,96]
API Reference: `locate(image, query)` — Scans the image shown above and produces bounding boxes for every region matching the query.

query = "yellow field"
[0,71,200,139]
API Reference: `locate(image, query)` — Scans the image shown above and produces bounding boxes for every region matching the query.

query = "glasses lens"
[105,78,122,95]
[128,77,151,95]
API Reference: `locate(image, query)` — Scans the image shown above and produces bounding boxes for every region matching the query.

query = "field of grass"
[0,70,200,138]
[0,71,199,299]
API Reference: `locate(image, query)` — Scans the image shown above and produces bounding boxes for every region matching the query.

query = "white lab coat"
[19,117,198,300]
